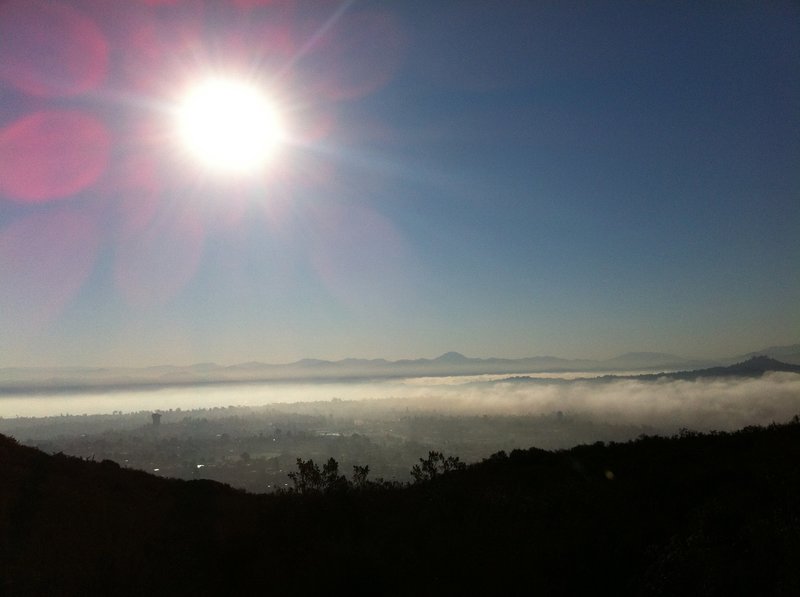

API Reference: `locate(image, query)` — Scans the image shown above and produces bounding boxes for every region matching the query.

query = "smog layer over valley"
[2,348,799,492]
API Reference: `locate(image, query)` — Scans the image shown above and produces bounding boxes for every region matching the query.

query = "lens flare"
[0,110,110,202]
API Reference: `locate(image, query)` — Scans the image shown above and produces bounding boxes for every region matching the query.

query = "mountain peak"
[433,352,470,363]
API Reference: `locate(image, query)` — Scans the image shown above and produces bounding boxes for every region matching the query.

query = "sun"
[176,78,283,174]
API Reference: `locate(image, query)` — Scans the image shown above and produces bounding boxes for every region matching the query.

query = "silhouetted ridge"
[738,343,800,365]
[2,419,800,595]
[735,355,800,372]
[643,355,800,380]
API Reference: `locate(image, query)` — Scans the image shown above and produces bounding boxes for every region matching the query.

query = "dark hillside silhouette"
[628,356,800,381]
[2,419,800,595]
[505,356,800,385]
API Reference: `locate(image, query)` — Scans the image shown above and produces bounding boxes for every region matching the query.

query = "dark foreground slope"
[2,420,800,596]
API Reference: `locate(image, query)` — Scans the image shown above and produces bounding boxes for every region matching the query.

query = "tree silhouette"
[351,464,370,488]
[410,451,465,483]
[287,457,363,493]
[321,457,348,492]
[287,458,322,493]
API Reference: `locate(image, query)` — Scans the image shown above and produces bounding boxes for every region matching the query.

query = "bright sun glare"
[177,78,282,174]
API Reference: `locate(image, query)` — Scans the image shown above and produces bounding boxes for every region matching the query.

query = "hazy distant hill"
[651,356,800,380]
[2,343,798,394]
[622,356,800,382]
[601,351,713,371]
[736,343,800,365]
[503,356,800,385]
[2,420,799,595]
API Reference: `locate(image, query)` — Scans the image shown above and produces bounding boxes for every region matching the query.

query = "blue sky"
[1,0,798,367]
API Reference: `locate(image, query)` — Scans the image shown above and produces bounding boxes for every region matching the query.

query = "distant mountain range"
[0,343,798,394]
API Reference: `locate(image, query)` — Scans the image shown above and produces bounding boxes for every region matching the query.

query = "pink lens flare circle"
[0,0,109,97]
[0,111,111,203]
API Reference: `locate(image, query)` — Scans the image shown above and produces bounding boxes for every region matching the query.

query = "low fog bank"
[2,373,798,435]
[2,373,798,490]
[428,372,800,432]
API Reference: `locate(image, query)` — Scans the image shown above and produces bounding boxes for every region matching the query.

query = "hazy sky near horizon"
[1,0,798,367]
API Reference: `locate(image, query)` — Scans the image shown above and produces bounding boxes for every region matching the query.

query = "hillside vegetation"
[2,418,800,595]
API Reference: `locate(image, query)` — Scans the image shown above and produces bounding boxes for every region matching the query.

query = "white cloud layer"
[2,373,799,435]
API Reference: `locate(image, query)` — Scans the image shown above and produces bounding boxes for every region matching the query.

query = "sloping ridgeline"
[628,356,800,381]
[2,419,799,595]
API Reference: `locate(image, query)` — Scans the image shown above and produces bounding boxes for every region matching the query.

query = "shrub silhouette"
[287,457,366,493]
[410,451,466,483]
